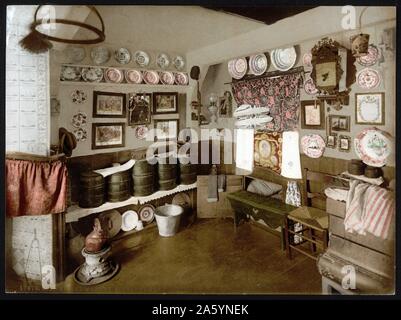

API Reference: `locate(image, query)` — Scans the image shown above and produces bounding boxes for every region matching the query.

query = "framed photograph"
[128,93,152,126]
[154,119,178,141]
[329,115,350,132]
[219,91,233,118]
[93,91,127,118]
[326,134,337,148]
[92,123,125,149]
[301,100,325,129]
[355,92,385,125]
[153,92,178,114]
[338,135,351,152]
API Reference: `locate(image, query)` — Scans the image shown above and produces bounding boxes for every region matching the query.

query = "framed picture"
[153,92,178,114]
[329,115,350,132]
[92,123,125,149]
[338,135,351,152]
[301,100,325,129]
[93,91,126,118]
[219,91,233,118]
[154,119,178,141]
[128,93,152,126]
[355,92,385,125]
[326,134,337,148]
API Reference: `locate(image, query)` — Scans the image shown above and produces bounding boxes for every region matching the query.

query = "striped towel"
[344,180,395,239]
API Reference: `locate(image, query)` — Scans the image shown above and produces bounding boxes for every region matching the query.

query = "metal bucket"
[154,204,184,237]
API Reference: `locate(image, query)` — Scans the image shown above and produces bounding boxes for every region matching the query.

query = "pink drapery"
[231,73,302,132]
[6,159,68,217]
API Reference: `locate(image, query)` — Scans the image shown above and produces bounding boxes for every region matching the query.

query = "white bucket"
[155,204,184,237]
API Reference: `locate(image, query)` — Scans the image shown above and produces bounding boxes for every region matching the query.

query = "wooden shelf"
[65,182,197,223]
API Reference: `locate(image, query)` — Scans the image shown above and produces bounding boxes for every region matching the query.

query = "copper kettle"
[85,218,107,253]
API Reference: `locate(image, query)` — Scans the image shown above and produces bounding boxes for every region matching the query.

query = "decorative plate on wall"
[114,48,131,64]
[160,71,175,85]
[138,204,155,224]
[73,127,87,141]
[357,68,381,89]
[357,44,381,67]
[81,67,103,82]
[301,134,325,158]
[125,69,143,84]
[157,53,170,69]
[60,66,82,81]
[173,56,185,70]
[303,78,319,95]
[135,125,149,139]
[134,51,150,67]
[143,70,160,85]
[172,192,191,210]
[249,53,268,76]
[174,72,188,85]
[270,46,297,71]
[65,46,86,63]
[71,89,87,104]
[354,127,393,167]
[98,210,122,238]
[104,68,124,83]
[121,210,139,232]
[228,58,248,79]
[90,46,111,65]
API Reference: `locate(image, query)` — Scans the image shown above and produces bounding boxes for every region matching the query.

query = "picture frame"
[93,91,127,118]
[154,119,179,141]
[329,115,350,132]
[128,93,152,126]
[219,91,233,118]
[355,92,385,125]
[338,135,351,152]
[301,100,325,129]
[326,134,337,148]
[153,92,178,114]
[92,123,125,149]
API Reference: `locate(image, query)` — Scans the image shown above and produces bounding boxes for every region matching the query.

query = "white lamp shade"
[235,128,254,175]
[281,131,302,179]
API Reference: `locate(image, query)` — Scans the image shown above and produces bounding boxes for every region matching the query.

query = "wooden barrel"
[158,163,177,180]
[107,170,131,202]
[132,159,155,196]
[180,172,197,185]
[79,171,105,208]
[159,178,177,191]
[179,157,197,185]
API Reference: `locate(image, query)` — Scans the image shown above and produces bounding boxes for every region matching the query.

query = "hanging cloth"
[6,159,68,217]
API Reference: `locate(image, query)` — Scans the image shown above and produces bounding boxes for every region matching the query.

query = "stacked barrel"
[107,170,131,202]
[178,155,197,185]
[79,171,105,208]
[132,159,156,196]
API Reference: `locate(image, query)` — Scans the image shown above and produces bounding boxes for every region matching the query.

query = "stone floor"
[7,218,322,294]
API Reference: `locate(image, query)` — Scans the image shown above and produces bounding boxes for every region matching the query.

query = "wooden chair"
[284,169,334,260]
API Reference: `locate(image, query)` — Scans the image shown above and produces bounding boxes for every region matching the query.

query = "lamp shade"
[281,131,302,179]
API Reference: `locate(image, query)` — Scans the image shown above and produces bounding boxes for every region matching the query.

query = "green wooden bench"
[226,190,296,248]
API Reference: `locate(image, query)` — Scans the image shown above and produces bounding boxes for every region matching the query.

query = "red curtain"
[231,73,302,132]
[6,159,68,217]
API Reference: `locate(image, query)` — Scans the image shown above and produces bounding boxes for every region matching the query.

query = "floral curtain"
[231,73,302,132]
[6,159,68,217]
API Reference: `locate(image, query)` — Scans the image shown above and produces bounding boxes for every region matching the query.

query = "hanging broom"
[19,22,53,54]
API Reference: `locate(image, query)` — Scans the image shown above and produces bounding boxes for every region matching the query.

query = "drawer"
[326,198,346,218]
[329,215,395,256]
[328,234,394,279]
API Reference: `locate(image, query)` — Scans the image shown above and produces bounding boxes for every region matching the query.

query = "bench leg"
[284,217,292,259]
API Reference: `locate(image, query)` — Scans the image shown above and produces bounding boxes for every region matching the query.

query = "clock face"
[315,61,337,88]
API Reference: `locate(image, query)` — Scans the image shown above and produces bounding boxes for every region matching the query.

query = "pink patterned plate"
[125,69,143,84]
[354,127,393,167]
[302,53,312,68]
[104,68,123,83]
[160,71,175,85]
[357,68,381,89]
[174,72,188,85]
[143,70,160,85]
[228,58,247,79]
[135,125,149,140]
[304,78,319,95]
[301,134,325,158]
[138,204,155,224]
[357,44,381,67]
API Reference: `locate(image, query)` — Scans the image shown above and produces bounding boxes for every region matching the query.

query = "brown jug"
[85,218,107,253]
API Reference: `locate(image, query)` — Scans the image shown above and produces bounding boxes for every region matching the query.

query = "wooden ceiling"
[204,6,316,25]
